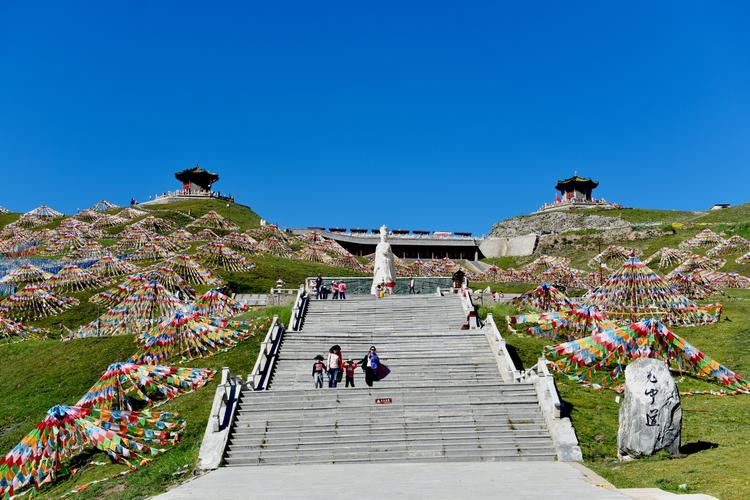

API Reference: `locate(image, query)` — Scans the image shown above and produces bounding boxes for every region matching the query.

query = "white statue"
[371,225,396,294]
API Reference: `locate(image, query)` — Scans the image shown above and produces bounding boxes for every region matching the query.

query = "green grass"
[565,208,700,224]
[140,199,262,231]
[692,203,750,224]
[0,212,20,228]
[218,254,369,294]
[498,289,750,499]
[0,306,288,499]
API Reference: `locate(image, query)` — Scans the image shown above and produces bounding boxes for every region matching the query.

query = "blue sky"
[1,1,749,234]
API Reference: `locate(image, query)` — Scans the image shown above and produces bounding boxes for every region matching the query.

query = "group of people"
[312,345,387,388]
[314,275,347,300]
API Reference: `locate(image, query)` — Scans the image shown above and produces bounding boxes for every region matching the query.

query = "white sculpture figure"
[371,225,396,295]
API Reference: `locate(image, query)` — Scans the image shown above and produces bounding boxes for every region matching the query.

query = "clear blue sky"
[1,1,749,234]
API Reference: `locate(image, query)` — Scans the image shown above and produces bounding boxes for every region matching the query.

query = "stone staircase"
[223,294,557,466]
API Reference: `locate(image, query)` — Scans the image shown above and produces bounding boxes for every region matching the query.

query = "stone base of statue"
[617,358,681,459]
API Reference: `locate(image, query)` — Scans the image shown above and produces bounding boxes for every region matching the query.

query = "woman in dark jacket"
[359,346,380,387]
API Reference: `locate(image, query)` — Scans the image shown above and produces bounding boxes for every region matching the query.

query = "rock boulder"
[617,358,681,459]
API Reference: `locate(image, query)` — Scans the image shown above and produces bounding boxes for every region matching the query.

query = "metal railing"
[247,315,285,390]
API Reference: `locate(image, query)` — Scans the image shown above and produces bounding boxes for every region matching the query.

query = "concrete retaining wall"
[479,234,537,258]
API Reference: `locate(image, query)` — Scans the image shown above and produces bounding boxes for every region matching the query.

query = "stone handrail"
[290,284,309,331]
[247,315,284,391]
[459,279,479,329]
[482,314,582,462]
[484,314,520,382]
[197,367,245,470]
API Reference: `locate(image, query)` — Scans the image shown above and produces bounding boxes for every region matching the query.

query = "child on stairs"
[312,355,327,388]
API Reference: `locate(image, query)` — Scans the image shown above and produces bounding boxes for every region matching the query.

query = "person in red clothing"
[338,281,347,300]
[343,359,358,387]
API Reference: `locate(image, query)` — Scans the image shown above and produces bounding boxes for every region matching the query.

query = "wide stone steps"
[222,294,555,466]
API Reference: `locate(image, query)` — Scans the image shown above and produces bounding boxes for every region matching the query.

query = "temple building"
[535,175,620,213]
[555,176,598,202]
[139,164,233,206]
[175,164,219,194]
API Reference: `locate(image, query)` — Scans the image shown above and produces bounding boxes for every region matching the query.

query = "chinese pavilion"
[175,164,219,194]
[555,176,598,202]
[536,175,620,213]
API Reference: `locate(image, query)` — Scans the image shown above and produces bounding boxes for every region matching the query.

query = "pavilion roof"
[555,176,599,191]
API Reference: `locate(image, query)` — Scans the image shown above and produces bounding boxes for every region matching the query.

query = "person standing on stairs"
[312,355,327,388]
[339,280,347,300]
[331,280,339,300]
[315,274,323,300]
[343,359,358,387]
[327,346,342,388]
[359,346,380,387]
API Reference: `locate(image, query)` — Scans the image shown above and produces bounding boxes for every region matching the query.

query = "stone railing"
[305,276,451,296]
[197,367,245,470]
[459,284,479,329]
[267,287,299,306]
[197,311,292,470]
[482,314,582,461]
[247,315,284,390]
[290,284,309,331]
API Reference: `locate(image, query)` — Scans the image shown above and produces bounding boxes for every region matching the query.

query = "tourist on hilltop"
[375,284,382,299]
[328,345,343,388]
[331,280,339,300]
[315,274,323,299]
[386,279,395,295]
[312,355,327,389]
[339,280,347,300]
[343,358,358,387]
[409,277,415,294]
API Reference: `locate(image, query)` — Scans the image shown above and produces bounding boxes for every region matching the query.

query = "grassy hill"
[0,306,290,499]
[566,207,700,224]
[0,197,371,497]
[478,290,750,500]
[138,198,262,230]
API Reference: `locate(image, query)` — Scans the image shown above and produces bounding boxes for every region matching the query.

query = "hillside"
[0,197,371,498]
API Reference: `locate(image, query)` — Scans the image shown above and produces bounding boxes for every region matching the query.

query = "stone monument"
[617,358,681,459]
[371,225,396,295]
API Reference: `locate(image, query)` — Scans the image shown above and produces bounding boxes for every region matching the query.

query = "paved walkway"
[156,462,626,499]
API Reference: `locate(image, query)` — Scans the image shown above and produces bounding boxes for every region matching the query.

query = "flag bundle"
[190,289,248,318]
[187,210,239,231]
[76,362,214,410]
[198,243,256,272]
[76,281,185,338]
[545,319,749,393]
[513,283,572,312]
[509,305,616,340]
[583,257,721,326]
[164,255,223,285]
[131,311,253,364]
[0,316,48,343]
[87,254,139,278]
[0,285,79,320]
[0,405,185,498]
[46,265,109,292]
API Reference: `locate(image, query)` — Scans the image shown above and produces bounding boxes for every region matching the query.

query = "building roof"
[555,175,598,192]
[175,165,219,187]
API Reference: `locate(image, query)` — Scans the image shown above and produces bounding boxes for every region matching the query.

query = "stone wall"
[479,234,538,258]
[490,212,630,238]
